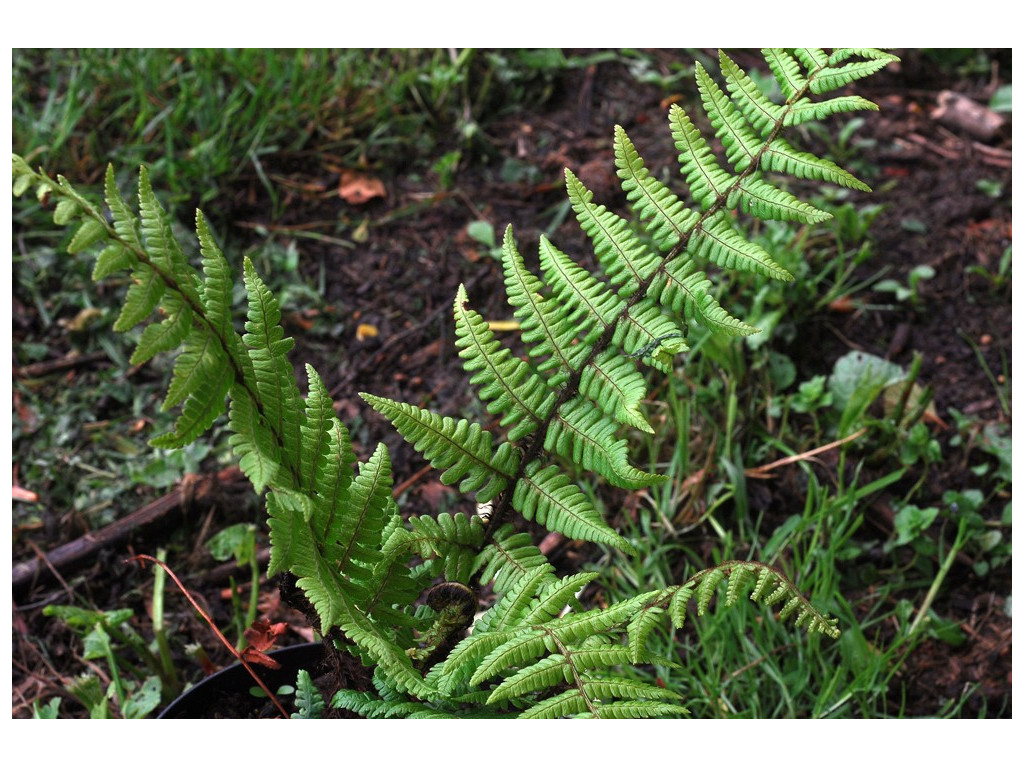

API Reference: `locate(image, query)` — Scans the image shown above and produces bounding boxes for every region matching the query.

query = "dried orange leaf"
[13,485,38,502]
[339,171,386,205]
[356,323,379,342]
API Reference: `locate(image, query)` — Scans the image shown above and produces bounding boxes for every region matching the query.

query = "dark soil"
[11,49,1011,718]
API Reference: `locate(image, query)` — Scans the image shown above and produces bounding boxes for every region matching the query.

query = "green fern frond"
[763,48,807,100]
[578,700,690,719]
[500,226,582,378]
[513,462,636,552]
[379,512,484,585]
[692,211,793,281]
[566,168,662,296]
[521,571,598,624]
[578,350,652,433]
[696,61,762,172]
[545,398,665,490]
[785,95,879,126]
[761,137,871,191]
[730,175,831,224]
[626,604,665,664]
[474,565,553,634]
[361,394,518,502]
[291,669,325,719]
[241,257,305,479]
[719,51,784,136]
[469,592,658,687]
[809,57,893,94]
[454,284,557,441]
[474,524,555,597]
[329,444,393,591]
[130,293,193,366]
[670,561,841,639]
[113,261,165,333]
[137,167,199,305]
[331,690,444,718]
[614,125,700,250]
[648,258,758,337]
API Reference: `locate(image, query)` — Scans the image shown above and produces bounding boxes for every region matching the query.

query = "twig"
[14,351,109,379]
[12,466,248,596]
[744,428,868,479]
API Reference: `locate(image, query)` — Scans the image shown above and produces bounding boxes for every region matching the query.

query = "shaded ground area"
[12,49,1011,717]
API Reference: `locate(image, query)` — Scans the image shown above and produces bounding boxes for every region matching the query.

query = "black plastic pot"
[159,642,327,719]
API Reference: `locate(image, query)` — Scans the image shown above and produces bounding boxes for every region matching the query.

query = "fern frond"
[379,512,484,585]
[521,571,598,624]
[130,293,193,366]
[501,226,581,378]
[719,52,784,136]
[454,284,557,441]
[729,175,831,224]
[566,168,662,296]
[331,690,443,718]
[546,398,665,490]
[668,103,734,211]
[810,57,893,94]
[291,669,325,719]
[672,561,841,639]
[696,61,762,172]
[102,164,143,252]
[649,258,757,337]
[763,48,807,100]
[474,565,553,634]
[513,462,635,552]
[329,443,393,591]
[793,47,830,71]
[470,592,658,687]
[137,166,199,305]
[242,257,305,480]
[786,95,879,126]
[227,383,282,494]
[113,261,165,333]
[626,604,665,663]
[614,125,700,250]
[361,395,518,502]
[692,211,793,281]
[540,236,619,330]
[578,350,652,433]
[580,700,690,719]
[474,524,555,597]
[761,137,870,191]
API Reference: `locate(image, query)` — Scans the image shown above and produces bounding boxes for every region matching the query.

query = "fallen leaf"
[418,481,449,510]
[240,647,282,670]
[356,323,379,342]
[339,171,386,205]
[243,619,289,652]
[828,296,856,313]
[13,485,38,502]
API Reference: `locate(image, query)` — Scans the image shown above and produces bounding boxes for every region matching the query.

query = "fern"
[13,48,894,718]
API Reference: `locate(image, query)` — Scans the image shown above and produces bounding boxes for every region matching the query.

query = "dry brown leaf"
[339,171,386,205]
[243,618,288,652]
[13,485,38,502]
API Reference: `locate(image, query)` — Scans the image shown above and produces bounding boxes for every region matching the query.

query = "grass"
[588,207,1010,717]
